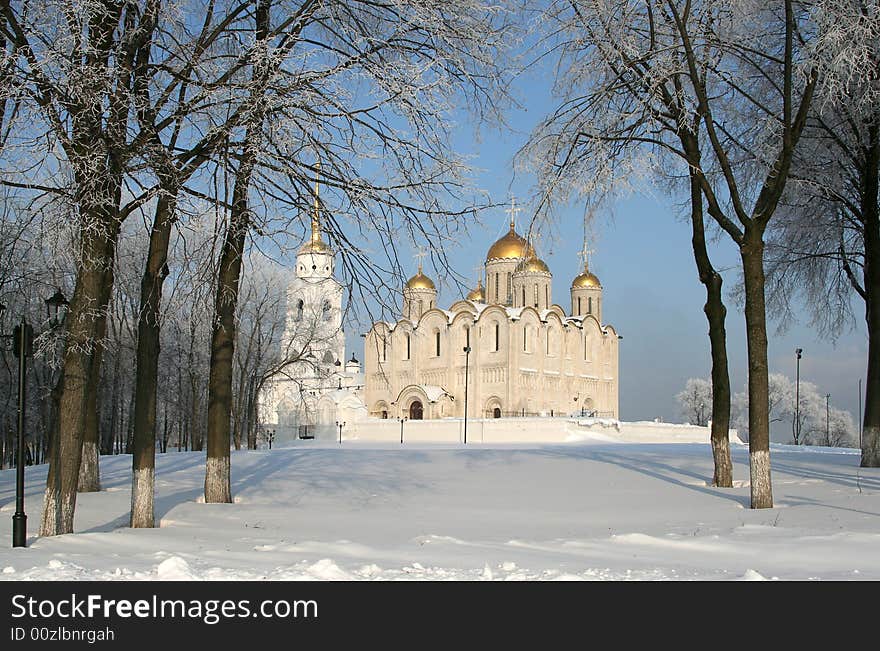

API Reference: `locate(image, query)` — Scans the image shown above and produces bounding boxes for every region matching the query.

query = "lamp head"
[45,288,69,327]
[796,347,802,358]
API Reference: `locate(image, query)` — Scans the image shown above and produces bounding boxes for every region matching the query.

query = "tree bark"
[687,167,733,488]
[861,122,880,467]
[77,262,113,493]
[205,214,249,502]
[741,231,773,508]
[130,192,176,527]
[204,0,271,503]
[40,222,119,535]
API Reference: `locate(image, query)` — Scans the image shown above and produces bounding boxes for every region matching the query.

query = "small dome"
[514,255,550,274]
[486,225,535,261]
[572,269,601,288]
[405,267,436,290]
[299,237,331,255]
[466,279,485,302]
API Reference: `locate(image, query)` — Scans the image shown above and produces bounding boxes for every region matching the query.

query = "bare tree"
[676,378,712,426]
[525,1,818,506]
[198,0,512,502]
[764,1,880,466]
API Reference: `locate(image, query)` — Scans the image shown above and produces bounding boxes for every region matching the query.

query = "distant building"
[258,182,366,442]
[364,207,619,421]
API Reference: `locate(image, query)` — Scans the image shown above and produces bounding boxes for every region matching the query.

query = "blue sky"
[341,48,869,440]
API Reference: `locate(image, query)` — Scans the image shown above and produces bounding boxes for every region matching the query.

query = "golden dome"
[299,237,331,254]
[405,265,436,290]
[572,267,601,288]
[466,279,485,302]
[486,225,535,261]
[514,254,550,274]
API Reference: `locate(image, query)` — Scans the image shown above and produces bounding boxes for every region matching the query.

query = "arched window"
[464,326,470,349]
[322,300,331,321]
[405,333,411,360]
[494,273,499,302]
[506,273,511,303]
[588,297,593,315]
[294,299,304,321]
[534,283,538,308]
[521,286,526,307]
[545,285,549,309]
[382,337,387,362]
[418,299,423,316]
[577,297,582,314]
[494,322,500,351]
[381,410,388,419]
[435,330,441,357]
[493,407,501,419]
[523,326,528,352]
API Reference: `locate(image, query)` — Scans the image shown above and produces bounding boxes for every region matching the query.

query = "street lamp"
[826,393,831,446]
[462,345,471,445]
[795,348,803,445]
[0,288,68,548]
[398,416,407,444]
[335,420,345,444]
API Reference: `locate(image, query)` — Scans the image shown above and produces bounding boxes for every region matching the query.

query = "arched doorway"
[409,400,424,420]
[493,407,501,419]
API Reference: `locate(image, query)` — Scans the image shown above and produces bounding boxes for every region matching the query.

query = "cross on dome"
[505,196,522,229]
[577,242,594,270]
[413,246,428,273]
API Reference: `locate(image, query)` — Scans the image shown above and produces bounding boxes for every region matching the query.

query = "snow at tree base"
[2,435,878,581]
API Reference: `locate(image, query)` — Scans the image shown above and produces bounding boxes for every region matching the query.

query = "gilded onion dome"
[514,253,550,274]
[405,264,436,290]
[572,263,601,288]
[466,279,485,302]
[486,223,536,261]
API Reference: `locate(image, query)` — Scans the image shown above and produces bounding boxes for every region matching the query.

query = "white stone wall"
[333,416,742,445]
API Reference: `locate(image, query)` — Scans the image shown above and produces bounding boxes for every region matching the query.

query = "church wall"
[339,416,728,444]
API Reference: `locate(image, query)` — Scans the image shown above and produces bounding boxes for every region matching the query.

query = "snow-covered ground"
[1,437,878,581]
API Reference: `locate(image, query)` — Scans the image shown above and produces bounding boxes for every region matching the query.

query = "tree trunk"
[205,214,249,503]
[861,122,880,466]
[741,231,773,508]
[40,224,117,535]
[688,168,733,488]
[78,267,111,493]
[204,0,271,503]
[131,192,176,527]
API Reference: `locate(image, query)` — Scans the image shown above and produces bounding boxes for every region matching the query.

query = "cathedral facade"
[364,217,619,421]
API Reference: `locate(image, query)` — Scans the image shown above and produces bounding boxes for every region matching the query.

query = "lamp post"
[462,345,471,445]
[398,416,406,444]
[826,393,831,446]
[1,288,68,548]
[795,348,803,445]
[335,420,345,444]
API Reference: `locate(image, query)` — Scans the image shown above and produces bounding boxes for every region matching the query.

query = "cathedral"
[364,211,620,421]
